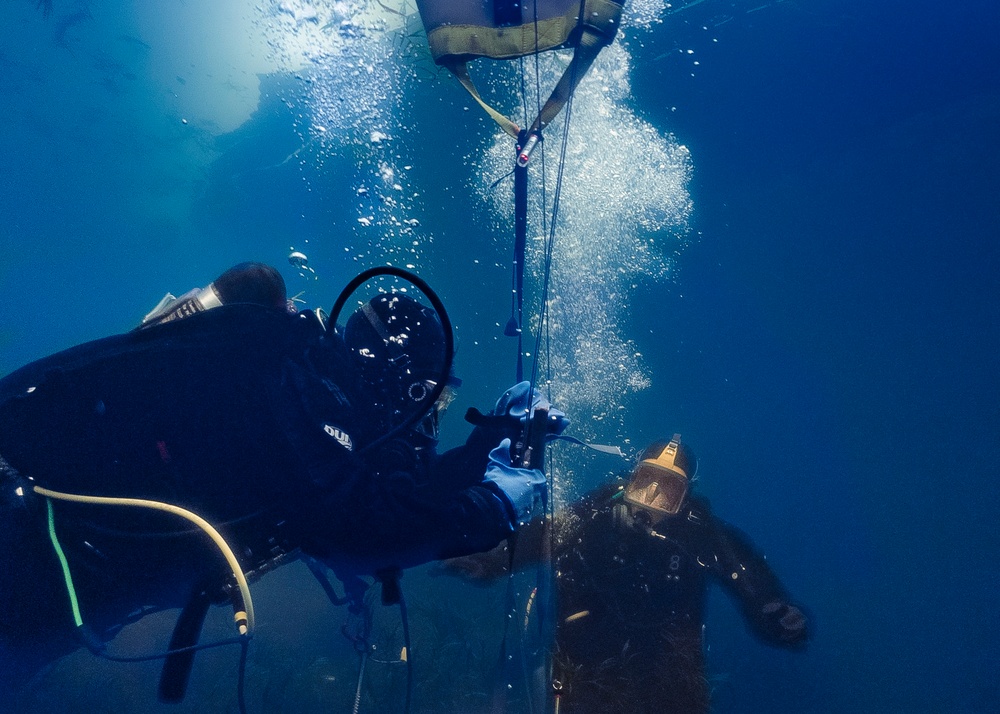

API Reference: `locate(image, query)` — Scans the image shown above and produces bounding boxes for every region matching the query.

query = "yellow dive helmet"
[624,435,698,516]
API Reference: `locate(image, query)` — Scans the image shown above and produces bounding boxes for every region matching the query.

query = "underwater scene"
[1,0,998,712]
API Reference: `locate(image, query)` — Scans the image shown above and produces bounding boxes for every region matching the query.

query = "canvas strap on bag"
[417,0,625,137]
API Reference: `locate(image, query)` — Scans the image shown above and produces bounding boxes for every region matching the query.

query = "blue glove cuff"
[484,439,546,523]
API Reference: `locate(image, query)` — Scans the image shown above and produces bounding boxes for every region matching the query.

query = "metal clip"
[517,133,541,167]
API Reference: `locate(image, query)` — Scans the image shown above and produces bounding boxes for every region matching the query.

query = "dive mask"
[624,434,691,516]
[411,380,459,442]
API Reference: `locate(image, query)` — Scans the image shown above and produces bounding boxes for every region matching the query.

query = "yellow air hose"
[34,485,254,636]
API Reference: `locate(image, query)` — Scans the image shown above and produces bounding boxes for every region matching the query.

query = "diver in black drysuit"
[0,263,559,698]
[549,435,810,714]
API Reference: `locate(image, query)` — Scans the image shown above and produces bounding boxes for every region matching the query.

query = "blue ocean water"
[1,0,998,712]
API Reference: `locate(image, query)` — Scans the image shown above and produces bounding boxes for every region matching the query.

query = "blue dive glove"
[493,381,570,435]
[484,438,547,523]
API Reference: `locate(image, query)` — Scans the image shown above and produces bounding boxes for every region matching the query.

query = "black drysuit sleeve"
[702,513,810,648]
[295,461,514,574]
[273,340,516,575]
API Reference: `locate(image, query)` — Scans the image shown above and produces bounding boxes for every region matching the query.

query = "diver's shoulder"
[688,493,712,510]
[561,481,624,520]
[684,493,714,523]
[592,481,627,507]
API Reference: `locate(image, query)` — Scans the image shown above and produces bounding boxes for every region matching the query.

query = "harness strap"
[440,0,624,138]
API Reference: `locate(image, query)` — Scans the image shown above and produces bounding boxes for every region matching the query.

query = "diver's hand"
[493,381,570,435]
[762,601,809,646]
[484,438,546,523]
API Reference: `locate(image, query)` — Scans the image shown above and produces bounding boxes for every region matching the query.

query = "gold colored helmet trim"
[645,434,688,478]
[624,434,689,516]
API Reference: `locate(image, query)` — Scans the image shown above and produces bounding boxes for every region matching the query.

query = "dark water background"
[1,0,999,711]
